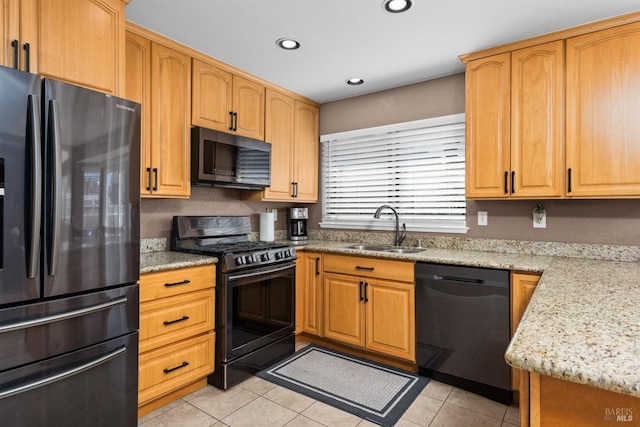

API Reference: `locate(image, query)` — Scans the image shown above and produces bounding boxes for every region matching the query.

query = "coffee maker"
[287,207,308,241]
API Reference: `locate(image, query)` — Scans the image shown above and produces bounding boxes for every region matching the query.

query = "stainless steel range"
[171,216,296,389]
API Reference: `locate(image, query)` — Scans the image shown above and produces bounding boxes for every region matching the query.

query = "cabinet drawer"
[139,289,215,353]
[140,264,215,302]
[138,332,214,405]
[323,254,414,282]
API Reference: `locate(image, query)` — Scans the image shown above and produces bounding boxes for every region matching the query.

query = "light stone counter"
[140,251,216,274]
[297,238,640,398]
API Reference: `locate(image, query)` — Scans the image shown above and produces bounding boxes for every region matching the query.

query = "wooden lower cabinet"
[511,272,541,401]
[138,264,216,416]
[296,252,323,336]
[321,254,415,362]
[526,373,640,427]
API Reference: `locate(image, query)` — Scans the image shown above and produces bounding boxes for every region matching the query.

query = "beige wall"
[313,73,640,246]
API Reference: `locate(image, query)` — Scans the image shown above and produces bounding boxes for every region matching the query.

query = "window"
[320,113,467,233]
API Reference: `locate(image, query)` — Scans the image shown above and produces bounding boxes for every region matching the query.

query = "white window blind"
[320,113,467,233]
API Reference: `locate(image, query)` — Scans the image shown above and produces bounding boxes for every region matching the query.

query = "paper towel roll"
[259,212,275,242]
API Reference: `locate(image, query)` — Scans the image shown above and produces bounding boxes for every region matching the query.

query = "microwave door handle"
[27,95,42,279]
[48,100,62,276]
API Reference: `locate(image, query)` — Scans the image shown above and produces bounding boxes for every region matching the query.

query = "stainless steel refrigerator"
[0,65,140,426]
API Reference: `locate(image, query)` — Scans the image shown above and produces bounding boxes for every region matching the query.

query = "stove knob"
[274,251,282,260]
[261,253,270,262]
[235,256,244,266]
[284,249,291,258]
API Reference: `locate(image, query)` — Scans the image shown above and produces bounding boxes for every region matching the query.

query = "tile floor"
[138,376,520,427]
[138,343,520,427]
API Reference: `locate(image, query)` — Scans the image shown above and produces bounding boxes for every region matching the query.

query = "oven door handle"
[228,263,294,281]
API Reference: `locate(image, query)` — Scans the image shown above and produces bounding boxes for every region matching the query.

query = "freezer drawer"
[0,284,139,372]
[0,332,138,426]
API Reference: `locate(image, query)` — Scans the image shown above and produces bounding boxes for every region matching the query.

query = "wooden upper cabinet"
[258,90,319,202]
[263,89,295,200]
[465,52,511,198]
[566,21,640,197]
[511,41,564,198]
[192,59,264,140]
[192,59,233,131]
[466,43,564,199]
[149,43,191,197]
[293,100,320,202]
[2,0,126,95]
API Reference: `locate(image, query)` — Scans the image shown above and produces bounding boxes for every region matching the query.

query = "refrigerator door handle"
[48,100,62,276]
[27,95,42,279]
[0,345,127,399]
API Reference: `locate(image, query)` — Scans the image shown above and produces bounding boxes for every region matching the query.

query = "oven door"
[223,261,295,362]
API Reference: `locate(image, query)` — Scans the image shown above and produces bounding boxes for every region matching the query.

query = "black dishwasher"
[415,262,512,404]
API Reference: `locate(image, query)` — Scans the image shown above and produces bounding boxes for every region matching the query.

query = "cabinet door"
[233,75,264,140]
[323,273,365,347]
[365,279,415,361]
[566,22,640,197]
[293,101,319,202]
[125,31,152,196]
[0,0,36,71]
[465,52,511,198]
[191,59,233,131]
[150,42,191,197]
[299,253,323,336]
[264,89,295,200]
[511,41,564,198]
[37,0,125,95]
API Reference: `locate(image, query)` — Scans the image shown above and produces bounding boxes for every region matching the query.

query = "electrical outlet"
[272,209,277,221]
[533,211,546,228]
[478,211,488,226]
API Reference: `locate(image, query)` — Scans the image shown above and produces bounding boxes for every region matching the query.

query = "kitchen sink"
[343,244,424,254]
[343,244,388,251]
[384,248,424,254]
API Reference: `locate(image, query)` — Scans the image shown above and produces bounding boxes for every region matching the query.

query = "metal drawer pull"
[0,297,127,334]
[164,279,191,287]
[0,346,126,399]
[355,266,374,271]
[163,361,189,374]
[163,315,190,326]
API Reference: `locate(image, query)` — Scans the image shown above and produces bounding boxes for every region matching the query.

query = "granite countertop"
[140,251,216,274]
[296,239,640,398]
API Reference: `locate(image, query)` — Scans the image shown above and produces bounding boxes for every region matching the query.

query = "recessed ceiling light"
[346,78,364,86]
[383,0,412,13]
[276,38,300,50]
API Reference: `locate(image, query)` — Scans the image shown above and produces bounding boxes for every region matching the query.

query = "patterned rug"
[256,344,429,426]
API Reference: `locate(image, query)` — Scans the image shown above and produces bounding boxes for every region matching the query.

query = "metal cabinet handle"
[364,281,368,303]
[567,168,572,193]
[153,168,158,191]
[504,171,508,194]
[233,112,238,131]
[315,257,320,276]
[0,346,127,399]
[163,361,189,374]
[228,111,234,131]
[23,42,30,72]
[355,266,374,271]
[164,279,191,287]
[163,315,189,326]
[511,171,515,194]
[11,39,19,69]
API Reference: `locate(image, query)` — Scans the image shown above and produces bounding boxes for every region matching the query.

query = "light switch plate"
[478,211,488,226]
[272,209,277,221]
[533,212,546,228]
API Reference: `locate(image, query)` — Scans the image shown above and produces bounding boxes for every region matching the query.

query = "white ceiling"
[126,0,640,104]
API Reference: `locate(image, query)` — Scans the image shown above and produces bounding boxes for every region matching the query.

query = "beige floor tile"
[445,388,507,420]
[430,402,503,427]
[394,418,423,427]
[138,401,217,427]
[183,384,259,420]
[504,404,520,425]
[222,396,298,427]
[502,422,519,427]
[239,375,278,395]
[263,386,316,413]
[301,401,361,427]
[356,419,379,426]
[421,380,454,401]
[284,414,325,427]
[399,394,444,426]
[138,399,184,424]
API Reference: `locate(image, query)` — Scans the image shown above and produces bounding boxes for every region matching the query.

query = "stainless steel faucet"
[373,205,406,246]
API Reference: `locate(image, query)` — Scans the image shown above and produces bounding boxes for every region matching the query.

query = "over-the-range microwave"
[191,126,271,190]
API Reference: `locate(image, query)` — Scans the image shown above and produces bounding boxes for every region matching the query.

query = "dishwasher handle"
[433,274,484,284]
